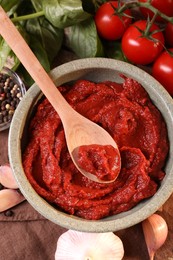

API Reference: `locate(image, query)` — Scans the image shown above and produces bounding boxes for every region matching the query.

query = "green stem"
[144,12,158,36]
[118,1,173,24]
[11,10,44,22]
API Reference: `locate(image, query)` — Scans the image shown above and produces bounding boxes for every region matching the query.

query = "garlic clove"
[0,189,25,212]
[142,213,168,260]
[55,230,124,260]
[0,164,18,189]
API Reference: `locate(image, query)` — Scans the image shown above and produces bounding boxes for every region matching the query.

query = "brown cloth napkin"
[0,201,66,260]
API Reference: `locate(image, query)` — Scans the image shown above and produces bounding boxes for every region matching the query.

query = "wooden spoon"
[0,6,121,184]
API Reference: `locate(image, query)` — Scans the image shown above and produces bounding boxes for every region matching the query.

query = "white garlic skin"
[142,213,168,259]
[0,164,18,189]
[55,230,124,260]
[0,189,25,212]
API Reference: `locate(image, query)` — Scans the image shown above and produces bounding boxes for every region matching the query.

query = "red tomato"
[152,49,173,96]
[165,22,173,47]
[121,20,165,65]
[139,0,173,22]
[94,1,132,41]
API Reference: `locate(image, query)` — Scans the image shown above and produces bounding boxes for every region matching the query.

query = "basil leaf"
[0,36,20,71]
[104,41,127,61]
[0,0,19,12]
[29,35,50,72]
[30,0,43,11]
[18,35,51,87]
[0,37,11,70]
[10,53,21,71]
[65,17,104,58]
[17,65,34,87]
[26,17,63,63]
[42,0,91,28]
[0,23,30,71]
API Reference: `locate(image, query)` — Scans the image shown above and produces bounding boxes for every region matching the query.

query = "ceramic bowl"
[8,58,173,232]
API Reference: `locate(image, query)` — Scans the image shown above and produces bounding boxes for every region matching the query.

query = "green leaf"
[104,41,127,61]
[30,0,43,11]
[17,35,51,87]
[0,0,19,12]
[17,65,34,87]
[65,17,104,58]
[42,0,91,28]
[26,17,63,63]
[10,53,21,71]
[0,36,21,71]
[0,23,30,71]
[29,35,50,72]
[0,36,12,70]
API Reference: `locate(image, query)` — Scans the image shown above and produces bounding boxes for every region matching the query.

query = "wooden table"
[0,50,173,259]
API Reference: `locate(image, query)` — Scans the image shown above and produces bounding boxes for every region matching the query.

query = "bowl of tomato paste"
[8,58,173,232]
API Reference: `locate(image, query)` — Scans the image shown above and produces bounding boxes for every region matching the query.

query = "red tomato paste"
[23,77,169,220]
[78,144,121,181]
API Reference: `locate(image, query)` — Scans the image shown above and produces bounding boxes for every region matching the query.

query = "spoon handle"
[0,6,73,120]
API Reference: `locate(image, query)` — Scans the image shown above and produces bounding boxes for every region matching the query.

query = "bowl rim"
[8,58,173,232]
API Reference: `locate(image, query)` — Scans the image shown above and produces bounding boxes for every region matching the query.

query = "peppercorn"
[4,210,14,217]
[0,71,24,126]
[2,110,8,116]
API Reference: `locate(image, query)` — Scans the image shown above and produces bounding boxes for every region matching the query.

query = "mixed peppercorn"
[0,72,23,125]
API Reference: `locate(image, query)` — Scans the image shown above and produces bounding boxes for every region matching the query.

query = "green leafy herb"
[42,0,91,29]
[65,17,104,58]
[26,17,63,63]
[0,37,12,69]
[30,0,43,12]
[0,0,19,12]
[104,41,127,61]
[0,0,129,86]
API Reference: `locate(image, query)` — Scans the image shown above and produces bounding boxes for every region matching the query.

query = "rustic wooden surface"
[0,50,173,259]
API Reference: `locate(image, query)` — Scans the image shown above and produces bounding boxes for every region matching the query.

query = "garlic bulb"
[142,213,168,260]
[0,189,25,212]
[0,164,18,189]
[55,230,124,260]
[0,164,25,212]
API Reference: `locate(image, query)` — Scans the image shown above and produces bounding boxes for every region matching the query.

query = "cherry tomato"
[152,49,173,96]
[165,22,173,47]
[139,0,173,22]
[94,1,132,41]
[121,20,165,65]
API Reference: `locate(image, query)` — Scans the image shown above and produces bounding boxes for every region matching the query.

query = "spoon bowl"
[65,112,120,183]
[0,6,120,183]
